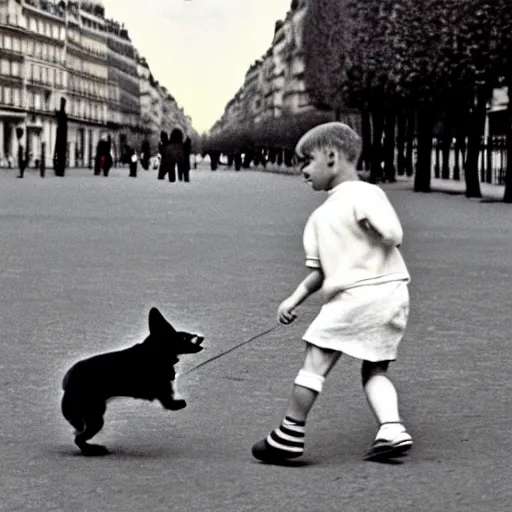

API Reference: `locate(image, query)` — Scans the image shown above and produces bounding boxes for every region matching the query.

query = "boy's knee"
[361,360,390,387]
[303,344,340,376]
[294,369,325,393]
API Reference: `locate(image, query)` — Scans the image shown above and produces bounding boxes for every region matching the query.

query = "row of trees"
[204,0,512,202]
[201,109,337,169]
[303,0,512,201]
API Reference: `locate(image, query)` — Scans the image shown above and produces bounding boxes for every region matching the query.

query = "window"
[33,65,39,81]
[41,67,47,84]
[4,35,11,50]
[11,61,19,76]
[4,87,12,105]
[13,88,21,107]
[12,38,20,53]
[46,23,51,38]
[26,39,34,55]
[1,59,9,75]
[35,93,41,110]
[35,42,41,58]
[56,70,62,86]
[52,24,59,39]
[0,86,3,104]
[29,18,37,32]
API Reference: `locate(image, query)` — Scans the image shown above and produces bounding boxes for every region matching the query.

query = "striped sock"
[265,416,305,458]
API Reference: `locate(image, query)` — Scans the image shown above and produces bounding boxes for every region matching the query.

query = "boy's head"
[295,122,362,191]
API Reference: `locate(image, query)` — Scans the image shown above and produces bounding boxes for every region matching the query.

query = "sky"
[101,0,293,133]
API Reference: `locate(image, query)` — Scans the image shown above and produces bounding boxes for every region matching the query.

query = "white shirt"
[303,180,410,300]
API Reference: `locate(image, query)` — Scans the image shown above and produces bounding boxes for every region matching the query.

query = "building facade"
[0,0,193,169]
[105,16,140,162]
[65,0,108,168]
[210,0,311,136]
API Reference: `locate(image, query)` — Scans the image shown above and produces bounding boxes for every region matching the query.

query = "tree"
[302,0,350,119]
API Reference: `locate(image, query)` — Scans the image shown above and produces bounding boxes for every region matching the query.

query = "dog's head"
[148,307,204,355]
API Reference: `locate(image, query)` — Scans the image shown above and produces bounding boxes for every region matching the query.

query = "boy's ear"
[149,307,176,335]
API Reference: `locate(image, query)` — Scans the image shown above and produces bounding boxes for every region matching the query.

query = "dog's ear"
[149,308,176,335]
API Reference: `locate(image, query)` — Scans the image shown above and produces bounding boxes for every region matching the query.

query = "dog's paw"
[167,399,187,410]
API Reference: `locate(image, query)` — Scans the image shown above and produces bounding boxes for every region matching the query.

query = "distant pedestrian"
[16,127,26,178]
[159,129,185,182]
[181,134,192,182]
[129,148,138,177]
[140,139,150,171]
[252,122,413,464]
[94,134,113,177]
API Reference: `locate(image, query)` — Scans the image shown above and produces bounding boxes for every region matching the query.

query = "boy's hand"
[278,297,298,324]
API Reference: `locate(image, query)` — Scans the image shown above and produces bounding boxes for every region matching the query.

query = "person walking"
[94,134,113,177]
[159,129,185,183]
[181,134,192,182]
[16,127,26,178]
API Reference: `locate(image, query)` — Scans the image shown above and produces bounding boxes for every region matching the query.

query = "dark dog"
[61,307,204,455]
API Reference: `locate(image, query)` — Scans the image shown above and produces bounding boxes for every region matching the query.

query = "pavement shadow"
[251,459,313,468]
[48,445,179,460]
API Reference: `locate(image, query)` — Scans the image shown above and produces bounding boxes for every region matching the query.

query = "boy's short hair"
[295,122,362,164]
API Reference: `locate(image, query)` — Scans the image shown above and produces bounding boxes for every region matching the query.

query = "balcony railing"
[0,13,28,28]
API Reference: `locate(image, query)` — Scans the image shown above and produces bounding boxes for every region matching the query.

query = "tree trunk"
[414,104,433,192]
[503,79,512,202]
[396,108,407,176]
[370,109,385,183]
[441,110,453,180]
[464,89,486,198]
[383,109,396,182]
[453,121,466,181]
[358,107,371,171]
[405,107,415,176]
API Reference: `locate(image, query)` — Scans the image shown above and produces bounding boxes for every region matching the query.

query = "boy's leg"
[361,360,412,460]
[252,343,340,462]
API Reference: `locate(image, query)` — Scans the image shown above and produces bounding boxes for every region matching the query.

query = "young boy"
[252,122,412,463]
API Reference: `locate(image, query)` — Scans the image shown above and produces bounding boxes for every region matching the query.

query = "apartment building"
[210,0,311,135]
[105,17,140,161]
[65,0,108,167]
[0,0,192,169]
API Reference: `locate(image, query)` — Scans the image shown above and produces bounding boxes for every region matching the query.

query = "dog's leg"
[157,380,187,411]
[62,392,86,436]
[75,413,109,456]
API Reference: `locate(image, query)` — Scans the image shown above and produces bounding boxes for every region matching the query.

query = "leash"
[179,324,281,378]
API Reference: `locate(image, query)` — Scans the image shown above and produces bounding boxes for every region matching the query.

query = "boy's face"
[298,147,345,191]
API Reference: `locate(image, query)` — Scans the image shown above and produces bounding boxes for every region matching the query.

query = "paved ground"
[1,164,512,511]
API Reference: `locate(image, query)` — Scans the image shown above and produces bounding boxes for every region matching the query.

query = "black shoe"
[252,438,302,463]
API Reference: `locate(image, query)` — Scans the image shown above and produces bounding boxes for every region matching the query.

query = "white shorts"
[302,280,409,362]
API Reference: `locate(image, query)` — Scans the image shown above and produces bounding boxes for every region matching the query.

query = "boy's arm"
[278,269,324,324]
[289,268,324,306]
[356,191,403,247]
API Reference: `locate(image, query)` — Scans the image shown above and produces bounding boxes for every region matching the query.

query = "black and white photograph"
[1,1,511,511]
